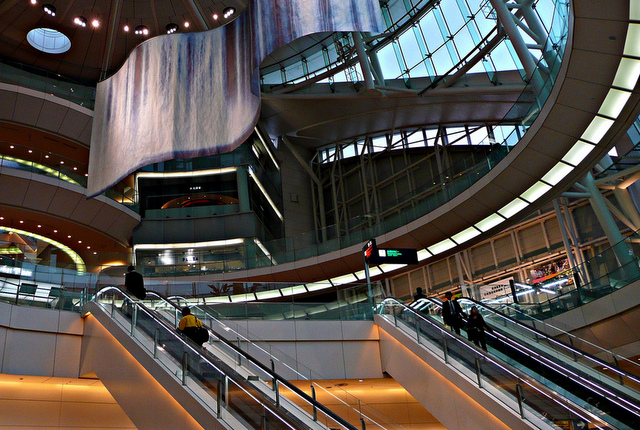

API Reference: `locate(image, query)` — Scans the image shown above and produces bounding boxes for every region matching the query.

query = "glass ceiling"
[260,0,560,89]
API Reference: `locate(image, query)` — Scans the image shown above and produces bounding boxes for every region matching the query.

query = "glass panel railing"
[145,286,413,430]
[0,59,96,109]
[376,298,623,429]
[481,227,640,323]
[407,297,640,429]
[452,298,640,394]
[92,286,358,430]
[0,276,86,311]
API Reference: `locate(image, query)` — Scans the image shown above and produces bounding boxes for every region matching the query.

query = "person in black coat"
[442,291,465,334]
[467,305,493,351]
[413,287,427,302]
[124,265,146,299]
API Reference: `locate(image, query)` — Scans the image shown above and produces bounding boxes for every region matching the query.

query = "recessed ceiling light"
[9,145,14,149]
[60,161,64,164]
[91,19,100,28]
[30,0,37,5]
[184,21,190,28]
[45,154,49,158]
[68,235,71,238]
[19,220,24,223]
[28,149,33,153]
[73,166,77,170]
[0,217,4,220]
[78,240,82,243]
[123,24,129,32]
[53,229,57,233]
[37,225,41,228]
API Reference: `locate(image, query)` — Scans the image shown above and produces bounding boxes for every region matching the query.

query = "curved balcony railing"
[260,0,558,90]
[0,59,95,109]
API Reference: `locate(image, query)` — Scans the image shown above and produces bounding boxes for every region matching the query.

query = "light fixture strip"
[133,238,245,252]
[1,227,86,272]
[255,128,280,170]
[134,167,237,193]
[248,170,284,220]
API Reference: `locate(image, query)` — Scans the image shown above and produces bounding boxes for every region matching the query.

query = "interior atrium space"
[3,0,640,429]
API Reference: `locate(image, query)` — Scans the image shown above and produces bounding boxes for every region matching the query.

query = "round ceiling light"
[26,28,71,54]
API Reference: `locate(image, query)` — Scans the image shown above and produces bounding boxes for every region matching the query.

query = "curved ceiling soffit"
[201,0,640,284]
[87,0,385,198]
[0,171,139,250]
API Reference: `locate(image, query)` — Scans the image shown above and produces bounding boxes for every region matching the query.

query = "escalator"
[378,297,640,430]
[84,286,358,430]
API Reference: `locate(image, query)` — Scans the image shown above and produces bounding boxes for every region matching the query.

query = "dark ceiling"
[0,0,247,85]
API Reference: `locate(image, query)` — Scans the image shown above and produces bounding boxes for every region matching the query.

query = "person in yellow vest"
[178,307,207,347]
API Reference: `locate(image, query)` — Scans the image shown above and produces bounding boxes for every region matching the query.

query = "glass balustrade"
[377,298,627,429]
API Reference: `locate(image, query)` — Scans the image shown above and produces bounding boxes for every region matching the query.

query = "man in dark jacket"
[442,291,465,334]
[124,265,146,299]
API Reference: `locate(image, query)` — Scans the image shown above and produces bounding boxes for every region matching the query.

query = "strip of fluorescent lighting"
[520,181,552,203]
[248,169,284,220]
[427,238,456,255]
[255,290,283,300]
[497,198,529,219]
[475,213,505,232]
[632,0,640,20]
[561,141,596,166]
[598,89,632,119]
[378,263,407,272]
[613,57,640,90]
[306,282,332,292]
[417,249,432,261]
[254,238,276,264]
[1,227,86,272]
[255,128,280,170]
[330,273,358,285]
[133,238,244,252]
[541,162,573,185]
[135,167,237,193]
[623,23,640,58]
[451,227,481,245]
[580,116,615,144]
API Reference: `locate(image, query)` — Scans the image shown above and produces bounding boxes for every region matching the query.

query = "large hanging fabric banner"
[87,0,384,198]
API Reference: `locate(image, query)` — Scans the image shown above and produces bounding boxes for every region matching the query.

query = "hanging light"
[223,7,235,19]
[134,25,149,36]
[42,4,56,16]
[73,16,87,27]
[165,23,178,34]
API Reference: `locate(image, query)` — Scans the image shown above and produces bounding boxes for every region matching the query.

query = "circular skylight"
[26,28,71,54]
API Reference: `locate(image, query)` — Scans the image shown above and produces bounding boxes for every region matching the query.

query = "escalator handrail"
[377,297,625,429]
[413,297,640,421]
[129,287,360,430]
[431,296,640,386]
[93,286,321,430]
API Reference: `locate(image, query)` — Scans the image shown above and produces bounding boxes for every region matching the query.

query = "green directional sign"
[363,240,418,265]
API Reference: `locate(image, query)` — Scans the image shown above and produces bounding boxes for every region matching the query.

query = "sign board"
[363,239,418,265]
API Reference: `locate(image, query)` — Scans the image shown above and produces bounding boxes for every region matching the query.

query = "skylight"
[26,28,71,54]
